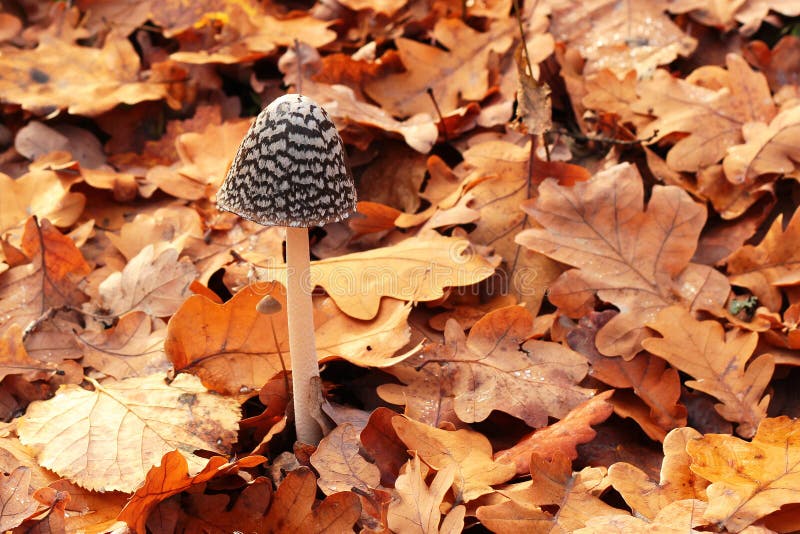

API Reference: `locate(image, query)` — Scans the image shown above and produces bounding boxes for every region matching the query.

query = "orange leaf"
[0,172,84,236]
[687,416,800,531]
[263,467,361,533]
[166,285,412,396]
[361,408,409,488]
[642,306,772,437]
[310,423,380,495]
[516,163,730,359]
[0,324,59,381]
[0,467,40,531]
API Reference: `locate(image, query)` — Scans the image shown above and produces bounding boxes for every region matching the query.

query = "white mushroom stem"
[285,226,324,444]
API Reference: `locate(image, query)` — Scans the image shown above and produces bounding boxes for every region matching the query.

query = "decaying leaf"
[310,423,380,496]
[516,163,730,359]
[17,373,240,492]
[643,306,772,438]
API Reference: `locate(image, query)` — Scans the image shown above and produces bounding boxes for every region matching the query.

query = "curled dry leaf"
[17,374,240,492]
[608,427,708,520]
[310,423,380,496]
[263,467,361,533]
[643,306,772,438]
[516,162,730,359]
[392,416,516,502]
[360,407,409,488]
[166,285,412,396]
[388,455,465,534]
[687,416,800,532]
[98,245,197,318]
[254,232,495,321]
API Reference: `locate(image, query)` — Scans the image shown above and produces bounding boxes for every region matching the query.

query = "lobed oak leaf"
[575,499,709,533]
[735,0,800,35]
[98,245,197,318]
[387,455,465,534]
[172,477,273,533]
[686,416,800,531]
[724,105,800,184]
[635,54,775,172]
[0,466,40,531]
[76,311,168,380]
[476,452,621,533]
[0,34,168,115]
[254,232,495,321]
[494,390,614,476]
[310,423,380,496]
[166,285,412,396]
[106,206,204,261]
[516,163,730,359]
[17,373,240,492]
[608,427,708,520]
[392,415,516,502]
[667,0,741,30]
[726,209,800,312]
[743,35,800,92]
[642,306,772,437]
[263,467,361,533]
[364,18,514,117]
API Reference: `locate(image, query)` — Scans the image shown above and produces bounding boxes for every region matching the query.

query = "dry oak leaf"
[549,0,696,76]
[0,34,168,115]
[566,310,687,440]
[0,467,40,531]
[166,284,412,396]
[743,35,800,92]
[388,455,465,534]
[98,245,197,318]
[642,306,772,438]
[0,325,59,382]
[608,427,708,521]
[726,209,800,312]
[364,18,514,117]
[310,423,380,496]
[76,312,168,380]
[476,452,621,533]
[263,467,361,533]
[494,390,614,477]
[516,163,730,359]
[575,499,709,533]
[735,0,800,35]
[118,451,266,534]
[392,416,516,502]
[360,407,409,488]
[635,54,775,173]
[254,232,495,321]
[0,171,84,235]
[106,206,204,261]
[686,416,800,532]
[724,105,800,184]
[16,373,240,492]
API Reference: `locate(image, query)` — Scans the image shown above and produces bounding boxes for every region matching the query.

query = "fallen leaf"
[166,285,412,396]
[253,232,495,321]
[516,163,730,358]
[575,499,709,533]
[263,467,361,533]
[0,325,59,381]
[494,390,615,476]
[643,306,772,437]
[17,373,240,492]
[310,423,380,495]
[608,427,708,520]
[0,467,40,531]
[687,416,800,531]
[743,35,800,92]
[360,408,409,487]
[98,245,197,317]
[171,477,272,533]
[735,1,800,35]
[392,416,516,502]
[476,452,621,533]
[387,455,465,534]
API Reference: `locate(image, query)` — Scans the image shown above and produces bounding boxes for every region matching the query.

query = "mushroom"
[216,94,356,444]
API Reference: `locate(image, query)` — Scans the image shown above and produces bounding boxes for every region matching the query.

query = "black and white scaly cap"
[217,94,357,227]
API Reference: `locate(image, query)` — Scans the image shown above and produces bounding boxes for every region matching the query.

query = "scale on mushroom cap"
[217,94,357,445]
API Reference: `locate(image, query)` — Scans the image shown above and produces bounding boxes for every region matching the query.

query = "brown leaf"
[310,423,380,495]
[516,163,730,359]
[511,46,552,136]
[98,245,197,317]
[575,499,709,533]
[0,467,40,531]
[166,285,412,396]
[387,455,465,534]
[264,467,361,533]
[743,36,800,92]
[172,477,272,533]
[17,374,240,492]
[608,427,708,520]
[686,416,800,531]
[361,408,409,487]
[476,452,621,533]
[0,325,58,381]
[494,390,614,476]
[392,416,516,502]
[643,306,772,437]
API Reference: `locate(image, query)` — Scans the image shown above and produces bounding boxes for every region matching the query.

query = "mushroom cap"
[217,94,357,227]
